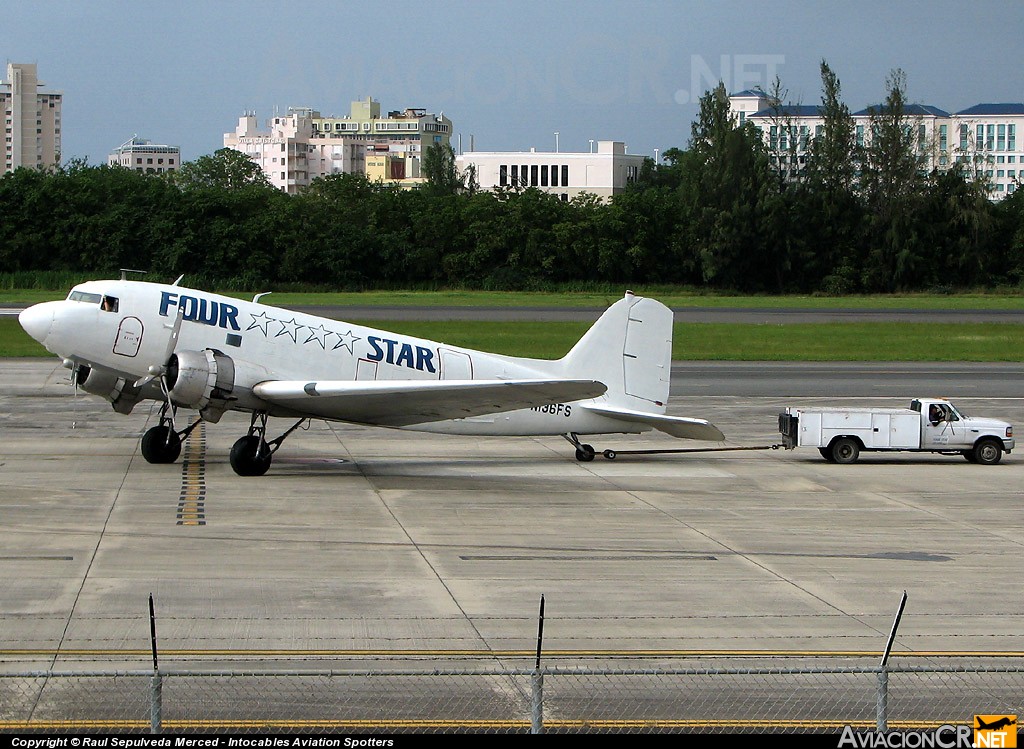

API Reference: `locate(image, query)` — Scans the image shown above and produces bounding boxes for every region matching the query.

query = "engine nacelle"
[75,365,144,415]
[166,349,235,423]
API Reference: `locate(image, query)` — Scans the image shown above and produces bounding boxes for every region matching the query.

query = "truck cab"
[910,398,1014,463]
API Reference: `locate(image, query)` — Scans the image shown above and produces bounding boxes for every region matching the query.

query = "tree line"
[2,62,1023,293]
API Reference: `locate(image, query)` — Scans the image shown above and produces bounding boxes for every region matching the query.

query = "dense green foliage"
[2,66,1024,294]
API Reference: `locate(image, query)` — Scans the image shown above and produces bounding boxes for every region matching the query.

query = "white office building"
[108,137,180,174]
[729,90,1024,199]
[1,63,62,174]
[456,141,645,201]
[224,98,452,194]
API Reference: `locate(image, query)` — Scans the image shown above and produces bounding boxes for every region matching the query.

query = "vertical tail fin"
[560,292,672,415]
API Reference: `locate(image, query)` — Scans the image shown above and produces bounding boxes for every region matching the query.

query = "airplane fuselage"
[23,280,639,437]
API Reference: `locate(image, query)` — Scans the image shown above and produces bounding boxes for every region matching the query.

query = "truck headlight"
[1007,426,1014,438]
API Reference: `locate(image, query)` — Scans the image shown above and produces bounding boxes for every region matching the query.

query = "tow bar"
[599,444,785,460]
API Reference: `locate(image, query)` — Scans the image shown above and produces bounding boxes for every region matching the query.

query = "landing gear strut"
[564,433,596,462]
[229,412,308,477]
[140,403,201,464]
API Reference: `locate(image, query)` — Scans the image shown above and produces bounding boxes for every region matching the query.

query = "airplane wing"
[581,403,725,441]
[253,378,607,427]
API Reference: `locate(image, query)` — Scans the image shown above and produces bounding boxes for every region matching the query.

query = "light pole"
[654,148,659,164]
[554,132,559,153]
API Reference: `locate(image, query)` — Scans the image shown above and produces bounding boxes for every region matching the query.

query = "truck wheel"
[831,438,860,464]
[818,447,836,463]
[972,439,1003,466]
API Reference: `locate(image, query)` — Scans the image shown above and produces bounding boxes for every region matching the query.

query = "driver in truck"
[929,404,944,425]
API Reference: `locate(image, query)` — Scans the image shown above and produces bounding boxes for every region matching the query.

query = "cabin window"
[100,295,119,312]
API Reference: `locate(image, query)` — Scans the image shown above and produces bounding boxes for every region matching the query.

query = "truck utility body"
[778,398,1014,465]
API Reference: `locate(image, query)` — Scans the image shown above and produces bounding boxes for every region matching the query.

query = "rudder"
[560,292,672,414]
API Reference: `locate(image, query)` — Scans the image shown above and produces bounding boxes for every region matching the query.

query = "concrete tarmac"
[1,359,1023,670]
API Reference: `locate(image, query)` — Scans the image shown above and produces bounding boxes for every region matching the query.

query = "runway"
[2,358,1023,676]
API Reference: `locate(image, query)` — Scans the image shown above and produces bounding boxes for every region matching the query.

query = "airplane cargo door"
[622,298,672,405]
[440,349,473,380]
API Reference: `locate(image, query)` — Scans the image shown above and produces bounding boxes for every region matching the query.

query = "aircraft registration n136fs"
[18,279,724,476]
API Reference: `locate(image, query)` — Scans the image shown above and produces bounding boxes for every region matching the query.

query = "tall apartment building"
[108,137,180,174]
[1,63,62,174]
[223,97,452,194]
[455,141,646,201]
[729,90,1023,199]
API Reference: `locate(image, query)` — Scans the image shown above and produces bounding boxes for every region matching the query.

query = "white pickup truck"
[778,398,1015,464]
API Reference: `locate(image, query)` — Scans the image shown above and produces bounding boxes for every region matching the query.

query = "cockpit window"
[100,295,119,312]
[68,291,102,304]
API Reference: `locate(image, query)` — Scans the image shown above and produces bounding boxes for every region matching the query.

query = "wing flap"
[581,404,725,441]
[254,378,607,427]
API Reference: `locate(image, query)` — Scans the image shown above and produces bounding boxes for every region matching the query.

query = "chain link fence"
[2,656,1023,734]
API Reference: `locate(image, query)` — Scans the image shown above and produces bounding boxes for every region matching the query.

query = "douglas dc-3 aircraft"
[18,278,724,476]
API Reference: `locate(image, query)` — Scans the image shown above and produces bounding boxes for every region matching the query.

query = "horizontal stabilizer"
[582,404,725,441]
[254,378,607,427]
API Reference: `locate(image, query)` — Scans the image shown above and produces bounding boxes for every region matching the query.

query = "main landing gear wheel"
[230,435,272,477]
[141,425,182,464]
[229,412,309,477]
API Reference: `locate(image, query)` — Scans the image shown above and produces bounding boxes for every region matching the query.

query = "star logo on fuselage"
[304,324,331,349]
[332,328,361,354]
[247,311,275,336]
[274,317,305,343]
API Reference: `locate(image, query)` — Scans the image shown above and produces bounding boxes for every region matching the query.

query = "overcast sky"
[4,0,1023,164]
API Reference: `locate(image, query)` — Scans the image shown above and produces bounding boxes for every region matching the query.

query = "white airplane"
[18,278,724,476]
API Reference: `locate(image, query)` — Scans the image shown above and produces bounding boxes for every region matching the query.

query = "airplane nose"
[19,303,54,344]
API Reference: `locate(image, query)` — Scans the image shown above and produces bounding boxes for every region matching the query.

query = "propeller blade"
[161,306,184,364]
[134,307,184,387]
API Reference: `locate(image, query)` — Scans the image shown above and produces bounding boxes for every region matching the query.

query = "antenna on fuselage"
[120,268,148,281]
[253,292,273,303]
[172,275,185,286]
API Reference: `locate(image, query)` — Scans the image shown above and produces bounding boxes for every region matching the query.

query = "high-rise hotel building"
[1,63,62,174]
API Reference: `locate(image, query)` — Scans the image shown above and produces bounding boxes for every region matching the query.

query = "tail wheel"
[575,444,596,462]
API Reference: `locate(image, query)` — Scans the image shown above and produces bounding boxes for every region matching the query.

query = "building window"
[856,125,864,147]
[551,165,559,187]
[561,165,568,185]
[939,124,947,152]
[998,124,1006,151]
[510,165,519,185]
[541,165,548,186]
[1009,125,1016,152]
[530,164,538,186]
[960,124,969,151]
[499,164,508,187]
[986,124,995,151]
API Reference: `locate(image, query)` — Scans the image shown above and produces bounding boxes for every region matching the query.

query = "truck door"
[921,402,960,448]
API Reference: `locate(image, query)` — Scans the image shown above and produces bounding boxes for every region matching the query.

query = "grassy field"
[4,317,1024,361]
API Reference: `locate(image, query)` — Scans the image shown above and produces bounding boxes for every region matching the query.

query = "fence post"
[876,666,888,731]
[149,594,162,734]
[531,595,545,734]
[531,671,544,734]
[877,590,907,733]
[150,673,163,734]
